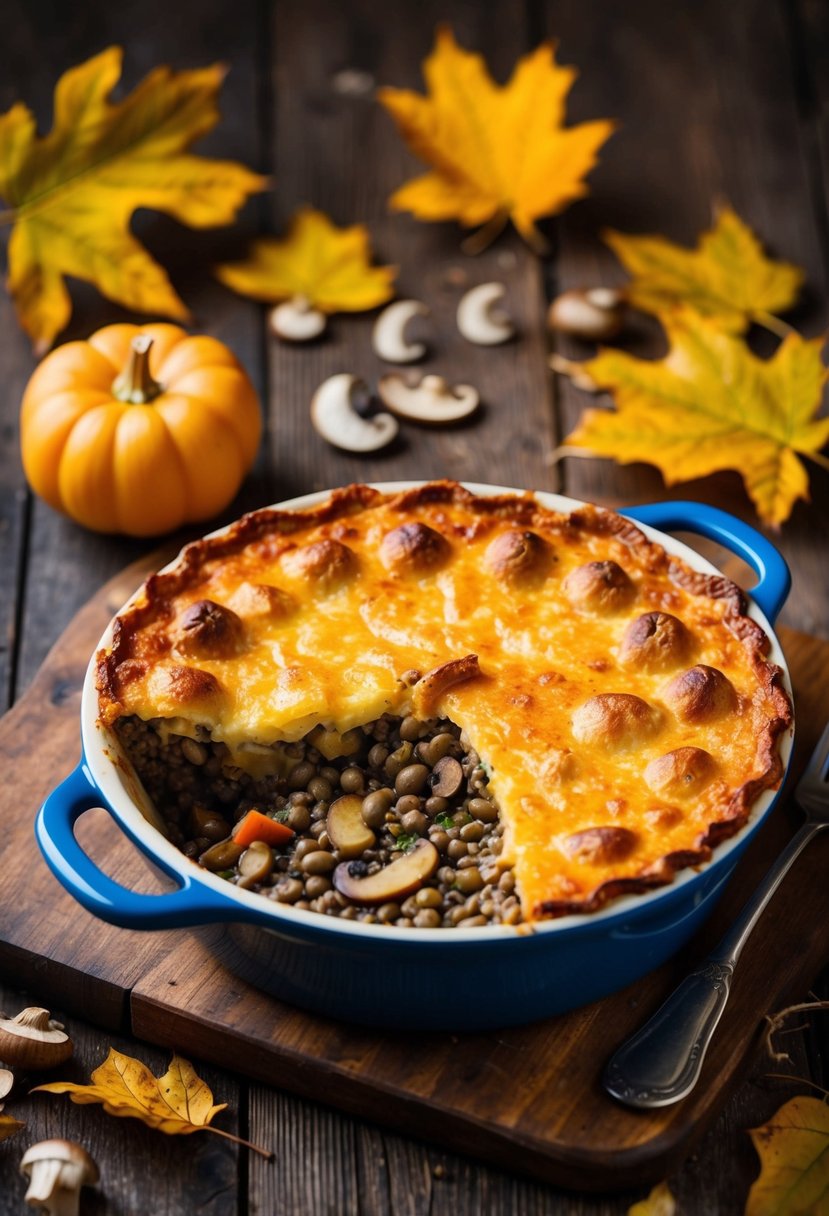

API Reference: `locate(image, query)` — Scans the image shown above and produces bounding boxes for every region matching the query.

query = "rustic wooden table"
[1,1,827,1212]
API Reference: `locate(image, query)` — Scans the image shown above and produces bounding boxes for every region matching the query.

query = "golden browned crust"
[282,538,357,585]
[563,559,635,613]
[619,611,694,671]
[380,521,450,574]
[484,528,552,584]
[571,693,661,751]
[173,599,244,659]
[644,746,715,797]
[96,480,793,921]
[412,654,482,718]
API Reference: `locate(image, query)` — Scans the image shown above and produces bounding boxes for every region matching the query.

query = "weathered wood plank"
[540,0,829,638]
[0,2,826,1214]
[0,0,269,697]
[0,16,39,710]
[786,0,829,1096]
[0,979,240,1216]
[248,1090,359,1215]
[246,2,554,1211]
[262,0,557,503]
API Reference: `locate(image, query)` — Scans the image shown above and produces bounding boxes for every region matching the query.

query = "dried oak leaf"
[34,1048,271,1156]
[0,1112,25,1142]
[215,207,396,310]
[377,26,615,251]
[605,208,803,335]
[0,47,267,353]
[558,307,829,527]
[745,1095,829,1215]
[627,1181,676,1216]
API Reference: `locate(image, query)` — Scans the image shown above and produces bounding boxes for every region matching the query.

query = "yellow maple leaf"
[377,26,615,250]
[0,48,267,353]
[215,207,396,311]
[745,1095,829,1215]
[34,1048,271,1156]
[558,308,829,527]
[627,1181,676,1216]
[605,208,803,334]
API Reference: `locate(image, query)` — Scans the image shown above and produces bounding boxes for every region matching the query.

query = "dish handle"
[36,763,256,929]
[622,501,790,624]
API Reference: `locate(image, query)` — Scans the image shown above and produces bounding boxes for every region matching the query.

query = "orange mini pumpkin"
[20,323,262,537]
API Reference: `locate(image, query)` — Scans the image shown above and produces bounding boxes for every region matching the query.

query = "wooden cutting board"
[1,554,827,1191]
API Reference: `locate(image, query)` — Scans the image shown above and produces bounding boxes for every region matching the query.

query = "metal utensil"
[603,719,828,1109]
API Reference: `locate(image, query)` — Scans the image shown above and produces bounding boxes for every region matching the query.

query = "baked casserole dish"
[37,482,795,1028]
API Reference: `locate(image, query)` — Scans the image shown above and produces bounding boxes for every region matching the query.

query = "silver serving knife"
[603,720,829,1109]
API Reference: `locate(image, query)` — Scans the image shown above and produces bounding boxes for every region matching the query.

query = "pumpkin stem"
[112,335,163,404]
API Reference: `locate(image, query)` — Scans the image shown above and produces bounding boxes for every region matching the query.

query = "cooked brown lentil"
[115,712,524,928]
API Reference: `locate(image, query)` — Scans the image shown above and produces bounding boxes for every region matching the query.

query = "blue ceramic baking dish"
[35,485,794,1031]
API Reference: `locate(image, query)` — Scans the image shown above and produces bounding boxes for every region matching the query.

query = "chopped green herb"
[216,869,235,880]
[273,808,291,824]
[395,833,418,852]
[435,812,455,829]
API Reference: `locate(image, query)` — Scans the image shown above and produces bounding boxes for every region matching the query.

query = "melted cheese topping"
[99,489,789,920]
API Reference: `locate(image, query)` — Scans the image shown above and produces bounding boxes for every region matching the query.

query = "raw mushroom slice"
[311,374,399,452]
[270,295,327,342]
[377,373,479,424]
[456,282,514,345]
[372,299,430,363]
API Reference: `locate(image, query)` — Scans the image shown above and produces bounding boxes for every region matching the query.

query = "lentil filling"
[116,713,523,928]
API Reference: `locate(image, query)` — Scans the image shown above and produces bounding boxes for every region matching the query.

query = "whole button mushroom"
[0,1008,72,1070]
[20,1140,99,1216]
[547,287,626,341]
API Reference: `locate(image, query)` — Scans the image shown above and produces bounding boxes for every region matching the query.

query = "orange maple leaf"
[605,208,803,335]
[378,26,615,251]
[558,308,829,527]
[0,48,267,352]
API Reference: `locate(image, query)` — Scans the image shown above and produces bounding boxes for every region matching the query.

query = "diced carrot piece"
[232,809,295,849]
